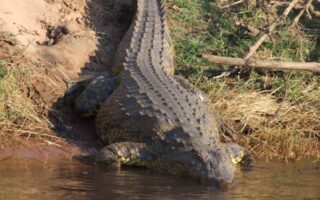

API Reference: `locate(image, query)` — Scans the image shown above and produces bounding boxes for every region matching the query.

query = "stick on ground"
[202,54,320,73]
[244,0,301,60]
[292,0,314,26]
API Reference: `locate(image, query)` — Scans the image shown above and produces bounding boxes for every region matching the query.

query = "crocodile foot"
[95,142,151,170]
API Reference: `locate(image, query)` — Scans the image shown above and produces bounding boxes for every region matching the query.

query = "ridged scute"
[97,0,221,148]
[95,0,236,184]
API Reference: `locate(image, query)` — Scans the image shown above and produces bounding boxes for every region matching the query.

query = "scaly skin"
[95,0,235,185]
[67,0,253,186]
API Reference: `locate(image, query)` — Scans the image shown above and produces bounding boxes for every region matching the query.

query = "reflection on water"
[0,158,319,200]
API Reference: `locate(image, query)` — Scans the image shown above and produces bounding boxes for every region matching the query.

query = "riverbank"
[0,0,128,158]
[0,0,319,161]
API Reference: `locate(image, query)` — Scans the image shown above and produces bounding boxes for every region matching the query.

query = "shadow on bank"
[47,0,135,156]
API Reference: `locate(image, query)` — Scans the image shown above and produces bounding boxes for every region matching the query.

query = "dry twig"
[235,21,260,36]
[245,0,301,60]
[292,0,314,26]
[309,4,320,16]
[202,54,320,72]
[221,0,244,9]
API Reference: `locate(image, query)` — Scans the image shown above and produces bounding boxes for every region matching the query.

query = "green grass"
[0,60,7,80]
[167,0,320,160]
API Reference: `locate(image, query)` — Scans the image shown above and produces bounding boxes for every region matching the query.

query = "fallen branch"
[309,4,320,16]
[221,0,244,9]
[235,21,260,36]
[245,0,301,60]
[211,68,240,79]
[292,0,314,26]
[202,54,320,72]
[270,0,304,9]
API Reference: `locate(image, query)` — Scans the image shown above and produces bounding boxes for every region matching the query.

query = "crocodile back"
[96,0,220,148]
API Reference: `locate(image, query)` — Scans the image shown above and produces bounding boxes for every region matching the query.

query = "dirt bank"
[0,0,134,160]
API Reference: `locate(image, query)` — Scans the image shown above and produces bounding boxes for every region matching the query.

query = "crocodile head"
[161,143,240,186]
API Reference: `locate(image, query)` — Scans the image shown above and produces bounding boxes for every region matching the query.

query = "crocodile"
[65,0,253,186]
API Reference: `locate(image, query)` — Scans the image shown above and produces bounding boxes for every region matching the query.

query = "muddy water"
[0,159,319,200]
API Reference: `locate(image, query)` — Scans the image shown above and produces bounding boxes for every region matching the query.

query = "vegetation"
[167,0,320,160]
[0,31,55,147]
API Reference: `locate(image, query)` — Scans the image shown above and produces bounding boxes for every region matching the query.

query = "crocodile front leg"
[63,74,119,117]
[95,142,152,170]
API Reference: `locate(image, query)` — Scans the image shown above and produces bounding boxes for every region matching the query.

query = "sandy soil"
[0,0,130,96]
[0,0,94,67]
[0,0,133,160]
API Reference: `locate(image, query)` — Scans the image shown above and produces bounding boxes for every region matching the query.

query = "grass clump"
[167,0,320,160]
[0,33,55,146]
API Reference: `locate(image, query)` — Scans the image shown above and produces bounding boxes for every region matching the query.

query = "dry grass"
[0,32,59,147]
[214,91,320,161]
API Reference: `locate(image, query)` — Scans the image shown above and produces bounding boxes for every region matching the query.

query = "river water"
[0,158,319,200]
